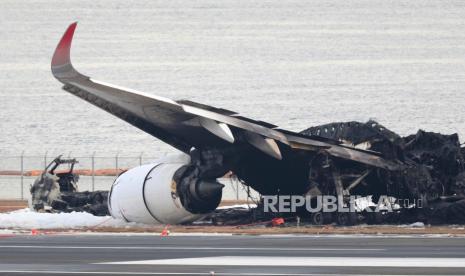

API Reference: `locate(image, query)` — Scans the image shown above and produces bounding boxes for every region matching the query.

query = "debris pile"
[299,120,465,225]
[30,156,109,216]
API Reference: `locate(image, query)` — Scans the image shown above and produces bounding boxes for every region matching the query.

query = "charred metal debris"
[30,156,109,216]
[299,120,465,224]
[324,121,462,225]
[201,120,465,226]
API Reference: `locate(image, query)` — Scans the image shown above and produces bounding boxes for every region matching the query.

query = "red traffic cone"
[160,225,170,237]
[271,217,285,227]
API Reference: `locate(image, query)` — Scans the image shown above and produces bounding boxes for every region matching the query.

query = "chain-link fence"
[0,153,254,201]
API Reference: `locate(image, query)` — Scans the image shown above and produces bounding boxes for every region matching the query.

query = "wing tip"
[51,22,78,68]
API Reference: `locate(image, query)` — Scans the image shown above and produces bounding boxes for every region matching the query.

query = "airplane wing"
[51,22,400,171]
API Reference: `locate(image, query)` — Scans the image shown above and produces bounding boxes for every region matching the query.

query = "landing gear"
[311,212,324,225]
[335,212,357,226]
[308,211,358,226]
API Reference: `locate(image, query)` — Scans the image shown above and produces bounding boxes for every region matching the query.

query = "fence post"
[115,152,119,172]
[20,151,24,200]
[44,151,48,169]
[67,151,72,170]
[91,152,96,192]
[139,152,143,166]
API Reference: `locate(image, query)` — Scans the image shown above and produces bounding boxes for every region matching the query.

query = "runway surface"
[0,234,465,275]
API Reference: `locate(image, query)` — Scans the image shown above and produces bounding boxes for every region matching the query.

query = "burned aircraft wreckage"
[47,22,465,225]
[30,156,109,216]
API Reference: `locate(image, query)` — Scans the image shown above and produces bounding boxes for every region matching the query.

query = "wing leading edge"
[51,23,400,170]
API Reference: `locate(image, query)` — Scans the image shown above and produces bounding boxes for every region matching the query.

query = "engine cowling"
[108,154,224,224]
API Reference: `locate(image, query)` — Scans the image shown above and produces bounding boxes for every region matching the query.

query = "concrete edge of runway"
[2,230,465,239]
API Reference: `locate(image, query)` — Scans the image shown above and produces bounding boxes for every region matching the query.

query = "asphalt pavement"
[0,233,465,275]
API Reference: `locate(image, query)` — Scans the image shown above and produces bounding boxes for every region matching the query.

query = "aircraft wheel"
[336,212,357,226]
[311,212,324,225]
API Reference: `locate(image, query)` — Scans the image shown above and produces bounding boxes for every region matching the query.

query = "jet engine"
[108,153,224,224]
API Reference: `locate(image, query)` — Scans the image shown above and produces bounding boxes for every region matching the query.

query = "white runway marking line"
[0,245,382,251]
[101,256,465,268]
[0,272,452,276]
[0,272,320,275]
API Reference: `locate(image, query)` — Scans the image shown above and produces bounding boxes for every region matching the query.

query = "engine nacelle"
[108,154,224,224]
